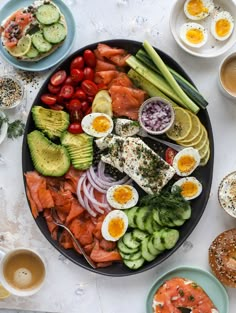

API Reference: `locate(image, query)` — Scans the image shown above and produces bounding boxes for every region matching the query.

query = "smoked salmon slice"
[96,59,117,71]
[44,209,58,241]
[90,240,122,263]
[94,70,119,85]
[109,73,133,88]
[97,43,130,67]
[66,199,84,225]
[59,229,74,249]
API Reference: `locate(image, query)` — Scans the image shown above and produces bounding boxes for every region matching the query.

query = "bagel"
[0,0,67,62]
[209,228,236,288]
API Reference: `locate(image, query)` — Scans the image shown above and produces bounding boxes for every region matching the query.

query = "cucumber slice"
[153,210,163,226]
[43,23,67,44]
[26,44,39,58]
[122,233,140,249]
[123,257,145,270]
[125,206,139,228]
[178,204,192,220]
[159,208,175,227]
[120,251,142,261]
[161,228,179,250]
[32,32,52,53]
[118,238,139,254]
[141,237,156,262]
[173,218,185,227]
[36,4,60,25]
[145,213,154,234]
[152,220,162,232]
[132,229,149,242]
[147,236,161,256]
[152,231,166,251]
[136,207,149,231]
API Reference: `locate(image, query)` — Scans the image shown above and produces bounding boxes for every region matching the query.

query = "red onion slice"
[86,170,107,194]
[83,177,109,209]
[88,185,105,214]
[83,190,97,217]
[77,174,86,208]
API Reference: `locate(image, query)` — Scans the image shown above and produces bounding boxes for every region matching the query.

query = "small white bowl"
[218,171,236,218]
[170,0,236,58]
[0,111,8,144]
[0,75,24,109]
[138,97,175,135]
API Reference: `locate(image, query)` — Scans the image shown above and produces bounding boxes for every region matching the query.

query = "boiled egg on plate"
[101,210,128,241]
[172,176,202,200]
[106,185,139,209]
[211,11,234,41]
[81,113,113,138]
[184,0,214,20]
[180,23,208,48]
[172,147,200,176]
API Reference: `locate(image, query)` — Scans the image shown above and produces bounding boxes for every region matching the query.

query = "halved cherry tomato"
[83,67,94,81]
[41,94,57,106]
[67,99,81,112]
[71,68,84,83]
[80,101,90,113]
[64,76,77,86]
[70,110,83,123]
[83,50,96,68]
[87,95,94,103]
[50,104,64,111]
[56,94,65,104]
[85,107,92,115]
[165,147,177,166]
[74,88,87,100]
[70,56,84,70]
[68,122,83,134]
[81,80,98,96]
[60,85,74,99]
[48,83,61,94]
[50,70,67,86]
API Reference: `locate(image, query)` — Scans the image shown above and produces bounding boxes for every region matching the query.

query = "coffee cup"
[0,248,46,297]
[219,52,236,100]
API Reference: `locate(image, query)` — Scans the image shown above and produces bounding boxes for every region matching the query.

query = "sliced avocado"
[32,106,69,140]
[61,132,93,170]
[27,130,70,177]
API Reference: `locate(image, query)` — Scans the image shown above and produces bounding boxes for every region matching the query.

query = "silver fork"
[137,128,185,152]
[51,208,96,269]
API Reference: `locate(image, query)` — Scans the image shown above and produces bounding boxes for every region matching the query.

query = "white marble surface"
[0,0,236,313]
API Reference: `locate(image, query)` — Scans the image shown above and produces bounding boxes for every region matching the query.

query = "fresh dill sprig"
[7,120,25,139]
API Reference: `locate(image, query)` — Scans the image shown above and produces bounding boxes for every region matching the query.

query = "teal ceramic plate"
[146,266,229,313]
[0,0,75,71]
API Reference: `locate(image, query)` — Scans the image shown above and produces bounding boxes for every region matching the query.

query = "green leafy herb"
[7,120,25,139]
[188,295,195,301]
[178,289,184,297]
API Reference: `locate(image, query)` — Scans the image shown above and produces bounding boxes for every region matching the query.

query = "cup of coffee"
[0,248,46,297]
[219,52,236,100]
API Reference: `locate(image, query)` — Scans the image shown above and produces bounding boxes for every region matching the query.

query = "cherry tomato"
[41,94,57,106]
[74,88,87,100]
[83,67,94,81]
[64,76,77,86]
[80,101,90,113]
[87,95,94,103]
[68,122,83,134]
[83,50,96,68]
[48,83,61,94]
[81,80,98,96]
[67,99,81,112]
[50,104,64,111]
[85,107,92,115]
[60,85,74,99]
[56,94,65,104]
[71,68,84,83]
[50,70,67,86]
[70,56,84,70]
[165,147,177,166]
[70,110,83,123]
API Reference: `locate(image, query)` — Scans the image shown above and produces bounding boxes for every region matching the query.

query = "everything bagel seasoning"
[0,76,23,108]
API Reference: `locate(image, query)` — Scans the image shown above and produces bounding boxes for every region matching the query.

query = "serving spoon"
[137,128,185,152]
[51,208,96,269]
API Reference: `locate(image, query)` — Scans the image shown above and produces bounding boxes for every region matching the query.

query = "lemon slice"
[200,146,210,166]
[179,112,201,144]
[166,107,192,141]
[7,35,32,57]
[177,124,205,147]
[0,284,10,300]
[193,127,208,150]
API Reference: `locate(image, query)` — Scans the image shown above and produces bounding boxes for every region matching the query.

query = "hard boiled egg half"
[81,113,113,138]
[101,210,128,241]
[172,147,200,176]
[172,177,202,200]
[184,0,214,20]
[211,11,234,41]
[180,23,208,48]
[106,185,139,209]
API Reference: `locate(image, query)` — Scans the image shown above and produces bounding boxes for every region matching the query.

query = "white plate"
[170,0,236,58]
[0,111,8,145]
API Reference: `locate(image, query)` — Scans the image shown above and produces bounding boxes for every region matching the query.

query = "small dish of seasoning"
[0,111,8,144]
[218,171,236,218]
[219,52,236,100]
[138,97,175,135]
[0,75,24,109]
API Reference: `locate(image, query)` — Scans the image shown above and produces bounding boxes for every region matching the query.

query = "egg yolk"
[108,217,125,238]
[177,155,196,174]
[186,28,204,44]
[92,116,111,133]
[216,19,231,37]
[113,186,133,204]
[181,181,198,197]
[187,0,208,16]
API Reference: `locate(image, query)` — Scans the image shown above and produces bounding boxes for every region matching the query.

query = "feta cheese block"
[122,137,175,194]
